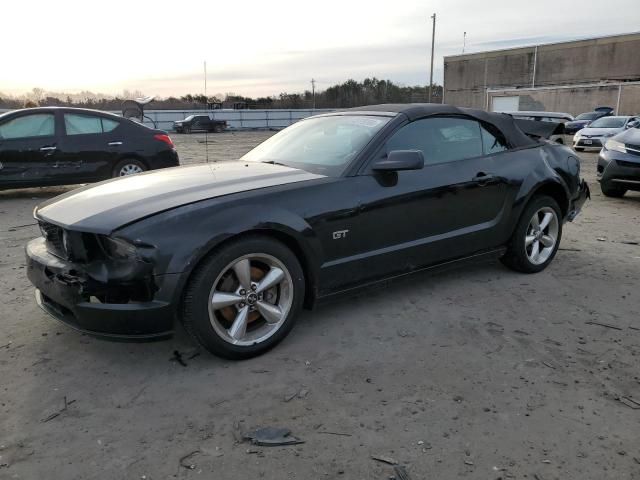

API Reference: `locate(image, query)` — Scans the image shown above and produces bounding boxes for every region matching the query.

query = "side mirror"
[372,150,424,172]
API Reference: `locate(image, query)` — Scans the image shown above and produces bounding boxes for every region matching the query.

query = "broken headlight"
[100,236,139,260]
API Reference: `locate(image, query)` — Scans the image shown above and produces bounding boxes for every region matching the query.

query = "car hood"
[566,120,590,127]
[614,127,640,144]
[36,162,326,234]
[577,127,623,136]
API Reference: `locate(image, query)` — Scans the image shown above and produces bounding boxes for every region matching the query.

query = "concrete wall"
[488,82,640,116]
[444,32,640,111]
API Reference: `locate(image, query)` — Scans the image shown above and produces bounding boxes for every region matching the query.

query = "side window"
[386,117,483,165]
[101,118,120,132]
[65,114,102,135]
[480,124,509,154]
[0,114,55,139]
[64,114,120,135]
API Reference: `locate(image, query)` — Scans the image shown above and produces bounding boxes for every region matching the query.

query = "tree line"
[0,78,443,111]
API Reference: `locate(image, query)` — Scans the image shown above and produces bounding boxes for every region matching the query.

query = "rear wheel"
[214,124,224,133]
[112,158,146,178]
[501,195,562,273]
[600,182,626,198]
[181,236,305,359]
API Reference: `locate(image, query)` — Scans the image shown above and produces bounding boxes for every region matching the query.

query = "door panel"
[55,113,121,182]
[346,116,511,284]
[0,113,58,187]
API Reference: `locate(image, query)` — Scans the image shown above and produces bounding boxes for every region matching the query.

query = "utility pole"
[311,78,316,109]
[462,31,467,54]
[428,13,436,103]
[204,61,207,105]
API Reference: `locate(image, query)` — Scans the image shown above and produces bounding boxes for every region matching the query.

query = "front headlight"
[604,139,626,153]
[100,236,139,260]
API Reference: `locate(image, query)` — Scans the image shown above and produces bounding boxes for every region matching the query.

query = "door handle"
[472,172,494,185]
[108,141,123,146]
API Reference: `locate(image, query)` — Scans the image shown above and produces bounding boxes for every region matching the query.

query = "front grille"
[39,221,67,259]
[616,160,640,169]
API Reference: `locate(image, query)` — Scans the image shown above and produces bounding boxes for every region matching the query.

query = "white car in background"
[573,116,640,151]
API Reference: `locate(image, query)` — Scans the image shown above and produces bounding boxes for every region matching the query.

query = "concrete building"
[443,32,640,115]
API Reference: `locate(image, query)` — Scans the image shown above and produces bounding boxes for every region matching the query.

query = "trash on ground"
[371,454,398,465]
[244,427,304,446]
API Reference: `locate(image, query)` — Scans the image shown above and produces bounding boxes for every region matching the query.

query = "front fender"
[116,199,323,301]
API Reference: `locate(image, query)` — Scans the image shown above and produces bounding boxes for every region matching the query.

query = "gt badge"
[332,230,349,240]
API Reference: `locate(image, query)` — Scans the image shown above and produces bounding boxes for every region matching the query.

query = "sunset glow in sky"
[2,0,639,98]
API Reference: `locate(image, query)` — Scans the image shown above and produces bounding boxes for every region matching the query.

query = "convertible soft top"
[343,104,544,148]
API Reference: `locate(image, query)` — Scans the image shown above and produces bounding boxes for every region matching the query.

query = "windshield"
[588,117,626,128]
[241,115,390,176]
[184,115,194,121]
[575,113,600,121]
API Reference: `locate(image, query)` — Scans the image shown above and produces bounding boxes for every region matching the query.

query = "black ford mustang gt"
[25,104,589,359]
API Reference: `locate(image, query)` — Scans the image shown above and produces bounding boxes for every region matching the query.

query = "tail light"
[154,134,175,148]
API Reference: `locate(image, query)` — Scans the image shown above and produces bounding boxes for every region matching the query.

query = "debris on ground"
[616,396,640,410]
[371,454,398,465]
[42,396,76,423]
[179,450,200,469]
[244,427,304,446]
[393,465,412,480]
[171,350,187,367]
[317,431,352,437]
[586,321,623,331]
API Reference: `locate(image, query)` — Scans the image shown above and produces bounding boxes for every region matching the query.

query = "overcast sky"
[2,0,639,98]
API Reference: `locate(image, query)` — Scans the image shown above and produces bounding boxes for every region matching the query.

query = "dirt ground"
[1,132,639,480]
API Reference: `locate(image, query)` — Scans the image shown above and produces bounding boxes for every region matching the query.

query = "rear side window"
[64,114,120,135]
[0,114,55,139]
[386,117,484,165]
[480,124,509,154]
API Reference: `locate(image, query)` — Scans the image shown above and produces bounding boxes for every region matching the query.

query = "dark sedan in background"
[0,107,179,189]
[26,104,588,359]
[597,126,640,197]
[564,107,614,135]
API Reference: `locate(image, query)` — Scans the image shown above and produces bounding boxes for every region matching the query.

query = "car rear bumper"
[597,149,640,191]
[567,179,590,221]
[26,238,178,340]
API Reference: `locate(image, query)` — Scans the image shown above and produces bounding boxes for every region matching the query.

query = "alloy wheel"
[525,207,559,265]
[119,163,143,176]
[208,253,293,346]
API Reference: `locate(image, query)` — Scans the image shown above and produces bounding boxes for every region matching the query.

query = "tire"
[183,125,192,134]
[501,195,563,273]
[112,158,146,178]
[214,124,224,133]
[181,235,305,359]
[574,147,584,152]
[600,182,626,198]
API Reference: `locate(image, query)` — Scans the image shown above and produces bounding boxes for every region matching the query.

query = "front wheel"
[181,236,305,359]
[501,195,562,273]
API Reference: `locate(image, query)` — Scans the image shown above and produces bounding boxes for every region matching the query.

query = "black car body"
[564,107,614,135]
[597,126,640,197]
[0,107,179,189]
[25,104,589,358]
[174,115,227,133]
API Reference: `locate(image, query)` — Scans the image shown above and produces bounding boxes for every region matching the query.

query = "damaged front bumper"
[26,237,178,339]
[566,179,590,222]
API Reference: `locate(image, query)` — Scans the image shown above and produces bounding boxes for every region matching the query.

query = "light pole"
[311,78,316,109]
[428,13,436,103]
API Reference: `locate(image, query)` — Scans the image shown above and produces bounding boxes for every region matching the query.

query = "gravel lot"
[1,132,639,479]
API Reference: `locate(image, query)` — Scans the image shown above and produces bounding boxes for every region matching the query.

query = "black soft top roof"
[343,103,538,147]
